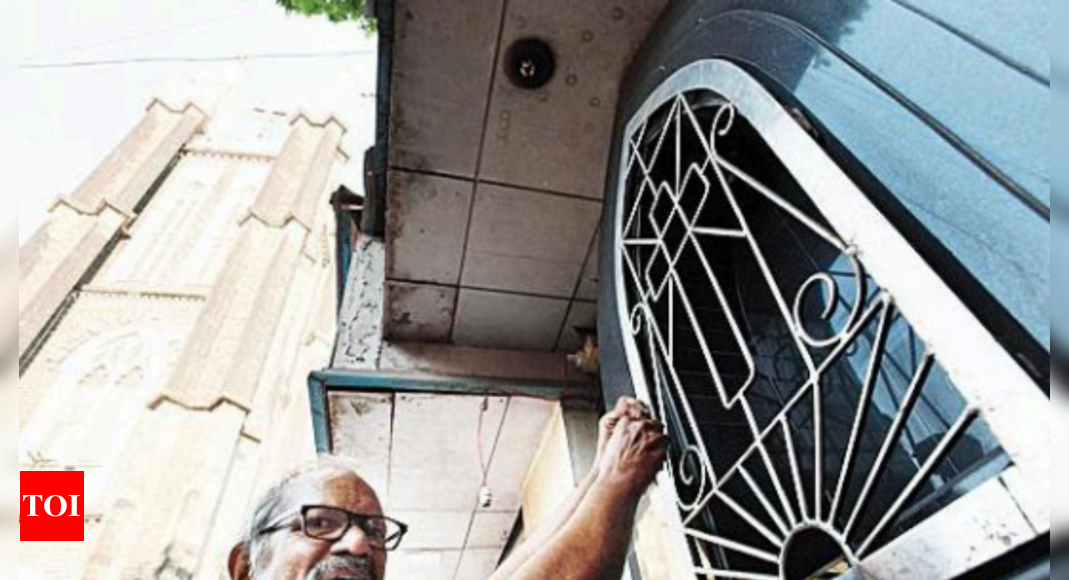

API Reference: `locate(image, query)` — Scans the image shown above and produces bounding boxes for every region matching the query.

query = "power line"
[19,50,376,70]
[20,10,247,62]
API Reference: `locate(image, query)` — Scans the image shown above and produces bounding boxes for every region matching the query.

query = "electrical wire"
[19,49,375,70]
[20,10,248,62]
[476,397,492,487]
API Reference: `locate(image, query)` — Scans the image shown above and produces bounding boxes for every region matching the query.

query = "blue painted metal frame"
[333,210,354,316]
[363,0,394,238]
[308,374,333,454]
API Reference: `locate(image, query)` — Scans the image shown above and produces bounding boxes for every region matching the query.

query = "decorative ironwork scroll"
[619,92,1008,580]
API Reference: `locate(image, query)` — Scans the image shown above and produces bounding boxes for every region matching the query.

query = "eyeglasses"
[259,506,409,551]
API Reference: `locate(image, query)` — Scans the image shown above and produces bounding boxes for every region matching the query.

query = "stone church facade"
[19,99,348,580]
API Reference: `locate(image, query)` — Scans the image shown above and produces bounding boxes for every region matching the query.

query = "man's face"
[246,473,387,580]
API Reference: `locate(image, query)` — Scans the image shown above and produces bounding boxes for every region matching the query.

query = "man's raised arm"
[490,400,669,580]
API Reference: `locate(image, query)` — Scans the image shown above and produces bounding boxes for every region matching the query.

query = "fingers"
[634,421,670,472]
[597,414,671,495]
[639,422,669,449]
[600,415,617,435]
[601,398,650,446]
[625,417,646,445]
[617,416,667,449]
[609,397,652,423]
[646,431,671,454]
[617,416,662,433]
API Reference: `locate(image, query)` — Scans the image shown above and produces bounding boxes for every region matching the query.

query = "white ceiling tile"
[389,550,462,580]
[388,394,508,512]
[453,290,569,351]
[462,252,584,301]
[329,392,394,497]
[391,0,504,176]
[385,281,457,343]
[483,398,557,512]
[462,185,602,298]
[390,511,472,551]
[455,549,506,580]
[557,301,598,353]
[478,0,668,197]
[331,394,555,580]
[387,171,474,285]
[466,511,519,550]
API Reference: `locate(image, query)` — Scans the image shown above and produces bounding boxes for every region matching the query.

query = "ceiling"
[382,0,669,352]
[329,391,557,580]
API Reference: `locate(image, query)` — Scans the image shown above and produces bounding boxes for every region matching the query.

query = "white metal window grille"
[612,62,1049,580]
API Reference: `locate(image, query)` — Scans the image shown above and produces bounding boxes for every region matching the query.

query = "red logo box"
[20,471,85,542]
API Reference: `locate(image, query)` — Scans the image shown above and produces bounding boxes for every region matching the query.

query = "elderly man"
[227,398,668,580]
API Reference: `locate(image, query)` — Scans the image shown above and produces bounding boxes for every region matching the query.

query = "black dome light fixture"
[505,38,556,90]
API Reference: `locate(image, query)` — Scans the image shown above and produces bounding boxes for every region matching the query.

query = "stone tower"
[19,99,348,580]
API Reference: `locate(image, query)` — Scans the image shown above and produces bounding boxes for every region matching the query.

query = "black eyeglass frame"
[258,505,409,551]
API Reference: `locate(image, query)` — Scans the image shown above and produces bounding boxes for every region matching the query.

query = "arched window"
[611,61,1047,580]
[21,325,166,516]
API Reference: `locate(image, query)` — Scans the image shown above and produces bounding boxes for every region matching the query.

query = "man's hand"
[490,397,667,580]
[596,413,669,499]
[596,397,653,467]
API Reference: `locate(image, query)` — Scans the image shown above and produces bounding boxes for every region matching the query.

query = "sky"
[5,3,375,574]
[8,0,378,247]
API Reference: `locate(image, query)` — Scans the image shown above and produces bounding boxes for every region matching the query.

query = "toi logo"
[20,471,85,542]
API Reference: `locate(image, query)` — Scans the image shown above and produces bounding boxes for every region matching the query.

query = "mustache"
[308,555,377,580]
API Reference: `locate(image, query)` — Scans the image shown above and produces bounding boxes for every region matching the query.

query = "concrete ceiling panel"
[390,550,462,580]
[557,301,598,353]
[453,290,569,351]
[387,171,475,286]
[477,0,669,197]
[385,281,457,343]
[388,394,509,512]
[455,549,507,580]
[461,185,602,298]
[329,394,558,580]
[391,0,505,176]
[390,510,473,551]
[328,392,394,497]
[482,397,557,512]
[576,230,601,301]
[466,511,519,550]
